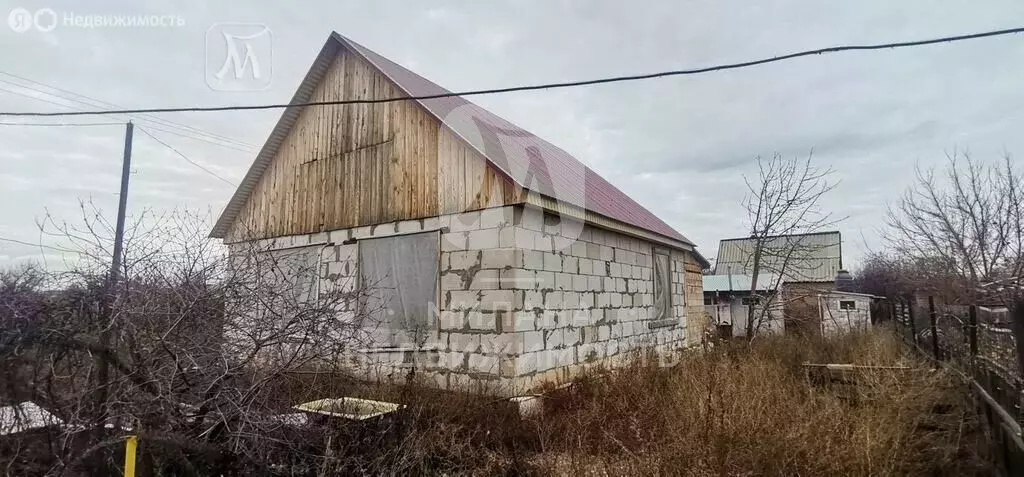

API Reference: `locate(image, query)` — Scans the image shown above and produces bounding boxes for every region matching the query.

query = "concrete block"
[468,354,499,375]
[600,245,614,261]
[536,271,555,290]
[513,228,537,250]
[597,292,611,308]
[449,333,481,353]
[588,275,603,291]
[516,352,538,375]
[570,309,592,327]
[524,290,544,310]
[545,328,564,349]
[572,275,588,292]
[467,228,500,250]
[586,243,601,260]
[397,219,422,234]
[481,247,520,270]
[609,262,622,277]
[578,258,593,275]
[622,294,633,307]
[499,268,536,290]
[439,311,465,331]
[481,332,520,355]
[563,292,581,310]
[562,256,578,274]
[448,290,479,311]
[555,273,572,291]
[449,250,480,270]
[441,232,468,252]
[467,311,498,331]
[480,206,513,228]
[350,226,373,239]
[450,211,481,232]
[328,229,350,244]
[371,222,397,236]
[523,330,545,353]
[522,250,544,270]
[517,205,544,231]
[544,290,563,309]
[543,252,562,272]
[570,241,587,258]
[480,290,516,312]
[441,271,466,291]
[631,265,643,279]
[616,278,627,292]
[563,328,581,346]
[537,310,559,329]
[580,292,595,309]
[610,293,622,308]
[470,269,500,290]
[512,311,536,331]
[534,234,553,252]
[607,339,620,356]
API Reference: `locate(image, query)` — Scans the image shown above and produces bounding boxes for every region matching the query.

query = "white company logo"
[205,23,273,91]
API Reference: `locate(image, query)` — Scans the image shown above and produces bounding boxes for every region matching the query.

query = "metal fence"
[891,296,1024,474]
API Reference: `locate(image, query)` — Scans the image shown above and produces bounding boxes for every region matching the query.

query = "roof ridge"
[333,33,690,245]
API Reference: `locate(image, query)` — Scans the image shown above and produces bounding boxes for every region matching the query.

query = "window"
[741,296,761,306]
[704,295,714,306]
[652,250,672,320]
[839,300,856,310]
[359,231,439,347]
[259,245,322,306]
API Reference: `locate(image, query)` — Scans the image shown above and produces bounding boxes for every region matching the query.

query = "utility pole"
[93,121,133,436]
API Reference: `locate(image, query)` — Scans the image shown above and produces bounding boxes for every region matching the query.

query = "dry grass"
[267,329,991,476]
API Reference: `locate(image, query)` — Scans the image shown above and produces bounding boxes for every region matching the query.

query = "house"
[210,33,709,395]
[702,273,784,336]
[705,231,844,335]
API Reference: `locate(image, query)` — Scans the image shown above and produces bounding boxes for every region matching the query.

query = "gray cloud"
[1,0,1022,270]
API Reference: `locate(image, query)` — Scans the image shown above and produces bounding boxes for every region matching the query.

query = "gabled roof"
[712,231,842,283]
[211,33,692,246]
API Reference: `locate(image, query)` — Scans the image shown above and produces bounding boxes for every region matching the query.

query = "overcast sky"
[1,0,1022,270]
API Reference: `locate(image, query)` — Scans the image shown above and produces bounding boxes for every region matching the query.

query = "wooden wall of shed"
[683,251,708,347]
[225,48,522,242]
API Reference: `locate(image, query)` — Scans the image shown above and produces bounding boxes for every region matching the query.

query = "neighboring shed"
[703,274,784,336]
[211,32,709,395]
[705,231,844,336]
[818,291,875,336]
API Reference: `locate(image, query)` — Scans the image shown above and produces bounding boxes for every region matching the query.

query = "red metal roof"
[335,34,691,245]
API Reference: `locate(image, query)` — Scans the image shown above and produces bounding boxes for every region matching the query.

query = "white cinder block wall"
[236,203,692,395]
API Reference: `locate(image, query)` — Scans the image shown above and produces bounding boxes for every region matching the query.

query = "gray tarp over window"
[358,231,440,347]
[653,252,672,320]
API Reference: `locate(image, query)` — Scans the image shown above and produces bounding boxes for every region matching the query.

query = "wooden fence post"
[906,298,918,348]
[968,304,978,358]
[929,296,940,361]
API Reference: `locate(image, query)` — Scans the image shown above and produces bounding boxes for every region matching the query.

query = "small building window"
[652,250,672,320]
[703,295,714,306]
[359,231,440,347]
[839,300,856,310]
[741,296,761,306]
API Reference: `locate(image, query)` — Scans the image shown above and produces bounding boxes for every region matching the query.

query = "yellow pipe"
[124,435,138,477]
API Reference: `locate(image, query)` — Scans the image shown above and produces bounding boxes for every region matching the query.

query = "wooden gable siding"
[226,48,522,242]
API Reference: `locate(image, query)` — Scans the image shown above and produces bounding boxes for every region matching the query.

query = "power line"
[0,71,257,149]
[0,121,124,127]
[1,26,1022,118]
[136,126,238,187]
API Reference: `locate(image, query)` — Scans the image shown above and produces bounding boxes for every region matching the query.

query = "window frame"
[649,247,676,328]
[356,229,442,348]
[839,300,857,310]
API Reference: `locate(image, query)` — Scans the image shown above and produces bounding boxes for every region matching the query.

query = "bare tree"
[885,152,1024,295]
[740,152,840,338]
[1,202,383,475]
